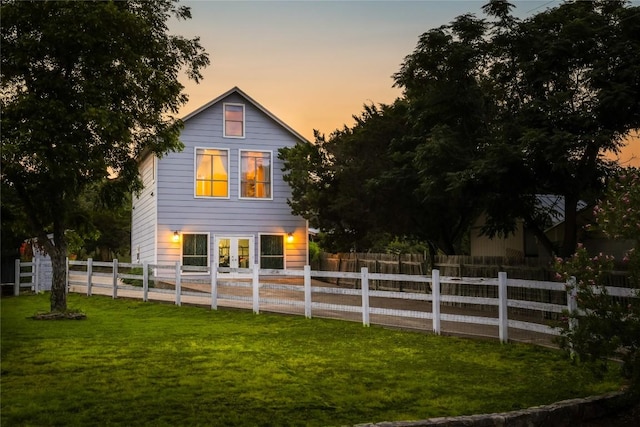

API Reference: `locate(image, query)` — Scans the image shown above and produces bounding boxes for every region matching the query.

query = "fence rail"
[10,258,637,346]
[12,258,45,295]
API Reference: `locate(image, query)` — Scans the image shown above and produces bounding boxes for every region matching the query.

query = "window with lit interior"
[240,151,271,199]
[195,148,228,197]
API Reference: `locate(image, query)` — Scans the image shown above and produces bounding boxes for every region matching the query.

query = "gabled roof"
[536,194,588,231]
[182,86,308,143]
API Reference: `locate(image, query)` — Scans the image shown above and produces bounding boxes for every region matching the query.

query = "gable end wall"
[155,92,307,269]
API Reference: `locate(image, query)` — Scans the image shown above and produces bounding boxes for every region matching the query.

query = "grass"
[1,293,624,427]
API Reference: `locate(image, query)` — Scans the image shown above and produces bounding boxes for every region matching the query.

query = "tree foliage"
[492,0,640,255]
[1,0,209,311]
[279,102,415,252]
[280,0,640,257]
[392,12,499,254]
[66,181,132,261]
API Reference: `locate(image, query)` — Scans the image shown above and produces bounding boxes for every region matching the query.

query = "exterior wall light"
[173,231,180,243]
[287,232,294,243]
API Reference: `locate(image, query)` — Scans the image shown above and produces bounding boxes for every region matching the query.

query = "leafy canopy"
[279,102,414,252]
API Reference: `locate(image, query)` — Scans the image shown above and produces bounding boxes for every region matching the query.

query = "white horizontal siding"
[131,155,157,263]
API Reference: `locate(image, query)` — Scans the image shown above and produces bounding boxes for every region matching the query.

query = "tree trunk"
[438,237,456,255]
[50,246,67,312]
[561,194,579,258]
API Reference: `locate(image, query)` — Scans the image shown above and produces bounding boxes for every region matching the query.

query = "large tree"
[282,0,640,257]
[493,0,640,256]
[280,8,534,255]
[395,0,640,257]
[392,13,499,254]
[1,0,209,311]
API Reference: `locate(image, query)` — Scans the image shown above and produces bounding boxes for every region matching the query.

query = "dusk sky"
[170,0,639,166]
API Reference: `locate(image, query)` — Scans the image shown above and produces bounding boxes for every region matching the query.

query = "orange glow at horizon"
[613,132,640,167]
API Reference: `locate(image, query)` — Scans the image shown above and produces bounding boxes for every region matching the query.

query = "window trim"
[259,233,286,269]
[223,102,245,139]
[181,232,211,272]
[238,149,274,201]
[194,146,230,199]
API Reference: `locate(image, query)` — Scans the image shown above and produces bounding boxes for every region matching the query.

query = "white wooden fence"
[13,258,637,345]
[12,258,48,295]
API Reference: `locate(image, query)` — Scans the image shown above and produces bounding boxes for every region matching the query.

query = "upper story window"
[195,148,229,198]
[224,103,244,138]
[240,150,272,199]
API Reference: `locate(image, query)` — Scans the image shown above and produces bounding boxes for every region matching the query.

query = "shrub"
[555,167,640,394]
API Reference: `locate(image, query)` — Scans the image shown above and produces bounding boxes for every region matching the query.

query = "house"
[131,87,308,275]
[470,194,635,265]
[469,195,588,259]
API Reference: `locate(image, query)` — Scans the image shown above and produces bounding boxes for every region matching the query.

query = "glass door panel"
[237,238,250,268]
[215,236,253,273]
[218,238,230,267]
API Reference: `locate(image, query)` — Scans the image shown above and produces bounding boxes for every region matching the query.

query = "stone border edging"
[354,391,631,427]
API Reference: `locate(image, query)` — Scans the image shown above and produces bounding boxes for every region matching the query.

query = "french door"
[214,236,254,272]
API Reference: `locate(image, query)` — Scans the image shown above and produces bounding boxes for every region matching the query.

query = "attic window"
[224,103,244,138]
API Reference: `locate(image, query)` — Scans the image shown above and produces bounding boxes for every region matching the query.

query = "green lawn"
[1,293,623,426]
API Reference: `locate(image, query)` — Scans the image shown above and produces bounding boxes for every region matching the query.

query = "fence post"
[374,259,379,290]
[361,267,370,326]
[175,261,181,306]
[142,261,148,302]
[14,259,20,296]
[432,269,441,335]
[252,263,260,314]
[112,259,118,299]
[567,276,578,330]
[87,258,93,297]
[66,257,70,294]
[397,254,403,292]
[498,272,508,343]
[304,265,312,318]
[210,261,218,310]
[34,257,40,293]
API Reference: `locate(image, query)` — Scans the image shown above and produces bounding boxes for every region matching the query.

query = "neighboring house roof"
[182,86,309,143]
[536,194,588,231]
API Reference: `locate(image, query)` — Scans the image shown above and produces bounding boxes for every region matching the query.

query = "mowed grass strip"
[1,293,622,426]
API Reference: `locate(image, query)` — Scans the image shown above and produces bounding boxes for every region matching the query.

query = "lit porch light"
[173,231,180,243]
[287,232,294,243]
